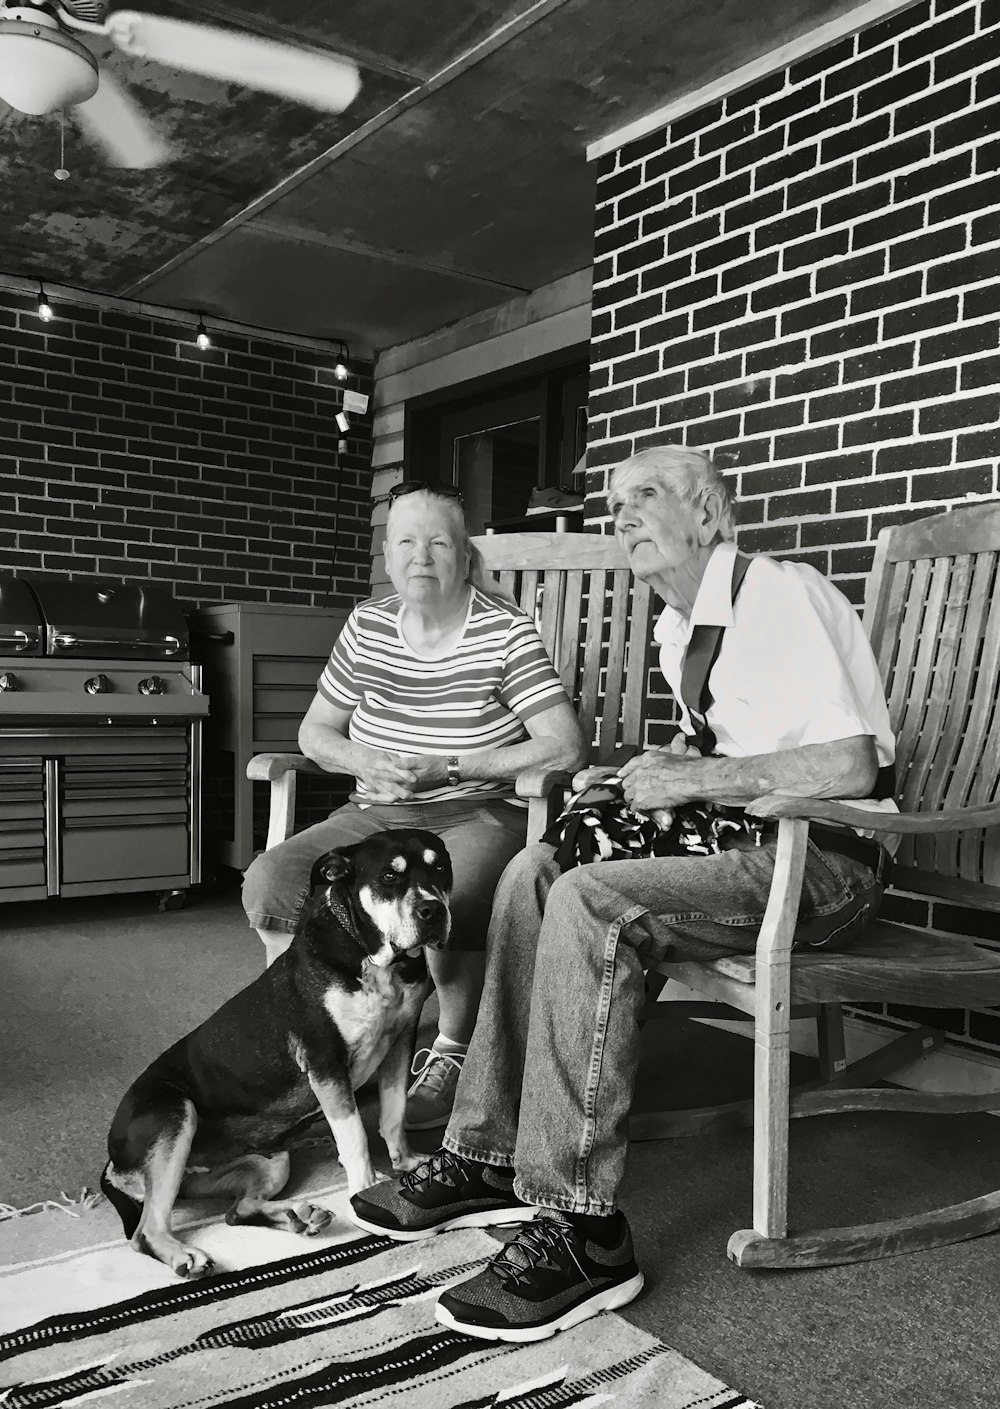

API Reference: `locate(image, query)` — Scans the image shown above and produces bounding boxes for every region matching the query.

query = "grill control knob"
[138,675,166,696]
[84,674,112,695]
[0,672,20,692]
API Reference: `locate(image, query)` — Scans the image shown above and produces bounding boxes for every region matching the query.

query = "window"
[406,353,589,535]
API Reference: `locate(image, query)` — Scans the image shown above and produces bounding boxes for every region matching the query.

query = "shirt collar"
[652,542,739,646]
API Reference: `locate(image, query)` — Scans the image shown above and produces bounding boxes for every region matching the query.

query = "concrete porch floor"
[2,883,998,1408]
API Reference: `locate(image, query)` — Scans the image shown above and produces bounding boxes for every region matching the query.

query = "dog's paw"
[390,1151,425,1174]
[265,1201,334,1236]
[172,1246,213,1279]
[296,1201,334,1236]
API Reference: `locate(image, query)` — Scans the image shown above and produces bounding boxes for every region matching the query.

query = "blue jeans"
[442,837,884,1214]
[242,797,527,951]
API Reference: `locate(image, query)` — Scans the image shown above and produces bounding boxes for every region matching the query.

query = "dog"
[100,828,452,1278]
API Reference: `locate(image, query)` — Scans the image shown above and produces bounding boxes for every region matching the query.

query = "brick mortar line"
[595,352,997,399]
[590,305,1000,366]
[595,156,997,242]
[592,0,987,166]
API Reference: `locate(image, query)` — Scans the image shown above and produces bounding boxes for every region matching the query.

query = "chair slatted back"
[863,501,1000,894]
[472,532,655,764]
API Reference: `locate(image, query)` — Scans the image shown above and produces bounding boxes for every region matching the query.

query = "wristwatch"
[446,755,461,787]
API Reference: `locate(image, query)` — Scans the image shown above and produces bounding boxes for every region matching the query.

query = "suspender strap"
[679,551,753,755]
[872,762,896,801]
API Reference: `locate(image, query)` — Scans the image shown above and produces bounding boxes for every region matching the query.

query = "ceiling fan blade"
[104,11,362,114]
[74,70,170,168]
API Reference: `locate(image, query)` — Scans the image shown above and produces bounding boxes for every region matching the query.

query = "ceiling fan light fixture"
[333,341,350,382]
[37,280,53,323]
[0,19,99,115]
[195,316,211,351]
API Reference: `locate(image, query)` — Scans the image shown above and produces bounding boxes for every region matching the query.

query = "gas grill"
[0,574,208,905]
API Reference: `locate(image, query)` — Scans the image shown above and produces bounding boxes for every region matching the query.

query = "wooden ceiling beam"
[247,218,532,293]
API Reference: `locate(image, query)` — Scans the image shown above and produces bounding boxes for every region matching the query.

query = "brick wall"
[587,0,1000,1057]
[0,284,374,613]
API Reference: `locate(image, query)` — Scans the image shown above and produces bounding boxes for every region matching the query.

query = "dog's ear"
[317,850,354,884]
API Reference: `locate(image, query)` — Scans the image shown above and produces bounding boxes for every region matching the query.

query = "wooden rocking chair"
[635,500,1000,1268]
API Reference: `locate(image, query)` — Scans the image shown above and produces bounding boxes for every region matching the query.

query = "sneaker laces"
[490,1212,593,1290]
[400,1146,475,1195]
[409,1045,465,1097]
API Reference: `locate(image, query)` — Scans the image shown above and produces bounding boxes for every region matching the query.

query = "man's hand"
[618,748,703,812]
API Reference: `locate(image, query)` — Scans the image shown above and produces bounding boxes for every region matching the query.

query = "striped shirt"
[318,588,569,803]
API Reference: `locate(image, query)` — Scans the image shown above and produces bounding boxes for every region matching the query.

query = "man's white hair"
[610,445,738,543]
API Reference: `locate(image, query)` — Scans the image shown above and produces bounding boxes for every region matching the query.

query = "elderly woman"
[242,481,586,1130]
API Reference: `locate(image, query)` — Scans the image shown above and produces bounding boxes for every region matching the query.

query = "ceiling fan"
[0,0,362,168]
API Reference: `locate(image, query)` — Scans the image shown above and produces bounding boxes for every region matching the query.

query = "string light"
[37,280,54,322]
[334,340,349,381]
[195,314,211,350]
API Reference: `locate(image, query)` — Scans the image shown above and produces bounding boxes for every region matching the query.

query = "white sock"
[433,1033,469,1055]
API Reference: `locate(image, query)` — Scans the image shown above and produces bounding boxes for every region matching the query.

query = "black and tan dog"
[101,828,452,1278]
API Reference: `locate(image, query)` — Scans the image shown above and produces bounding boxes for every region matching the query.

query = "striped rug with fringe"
[0,1158,762,1408]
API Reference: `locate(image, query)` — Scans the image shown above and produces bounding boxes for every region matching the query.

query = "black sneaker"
[348,1149,537,1242]
[435,1210,644,1342]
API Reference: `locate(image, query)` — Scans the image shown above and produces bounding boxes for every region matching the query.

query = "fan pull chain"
[54,112,70,183]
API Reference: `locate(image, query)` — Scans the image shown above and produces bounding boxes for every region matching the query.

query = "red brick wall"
[0,285,373,613]
[587,0,1000,1054]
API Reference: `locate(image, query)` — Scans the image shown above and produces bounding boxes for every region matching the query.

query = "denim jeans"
[242,797,527,951]
[442,837,884,1214]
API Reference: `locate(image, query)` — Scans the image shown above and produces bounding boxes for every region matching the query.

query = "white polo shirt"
[653,542,898,822]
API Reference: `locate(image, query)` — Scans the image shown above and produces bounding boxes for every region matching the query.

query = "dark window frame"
[404,346,590,493]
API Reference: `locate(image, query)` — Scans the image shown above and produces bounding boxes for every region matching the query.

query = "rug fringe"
[0,1187,104,1222]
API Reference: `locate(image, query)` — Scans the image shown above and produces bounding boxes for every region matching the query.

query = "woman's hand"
[396,754,450,790]
[355,749,419,803]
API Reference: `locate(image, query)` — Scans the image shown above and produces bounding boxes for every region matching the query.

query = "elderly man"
[350,446,896,1342]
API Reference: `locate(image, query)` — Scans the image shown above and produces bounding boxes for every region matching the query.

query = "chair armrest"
[746,793,1000,835]
[247,752,351,852]
[517,745,645,800]
[514,767,574,800]
[246,752,334,783]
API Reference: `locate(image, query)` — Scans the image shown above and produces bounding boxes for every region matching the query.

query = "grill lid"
[0,574,44,656]
[22,578,190,660]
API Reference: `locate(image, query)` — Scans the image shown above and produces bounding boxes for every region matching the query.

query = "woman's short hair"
[385,486,510,598]
[611,445,738,543]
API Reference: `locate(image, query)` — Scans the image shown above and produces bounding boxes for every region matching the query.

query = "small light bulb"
[37,283,53,322]
[334,359,348,381]
[333,340,350,381]
[196,317,210,350]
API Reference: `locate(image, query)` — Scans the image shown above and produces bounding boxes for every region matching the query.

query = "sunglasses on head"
[387,480,465,507]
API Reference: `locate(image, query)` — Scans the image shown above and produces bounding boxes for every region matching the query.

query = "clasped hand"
[358,750,447,803]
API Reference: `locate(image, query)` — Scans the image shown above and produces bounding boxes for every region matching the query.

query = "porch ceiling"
[1,0,878,355]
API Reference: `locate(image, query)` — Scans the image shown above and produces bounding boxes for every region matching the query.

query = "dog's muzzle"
[419,897,450,949]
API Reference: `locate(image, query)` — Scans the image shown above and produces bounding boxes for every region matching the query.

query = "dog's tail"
[100,1162,142,1239]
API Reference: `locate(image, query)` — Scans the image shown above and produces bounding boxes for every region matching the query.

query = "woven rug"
[0,1148,761,1408]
